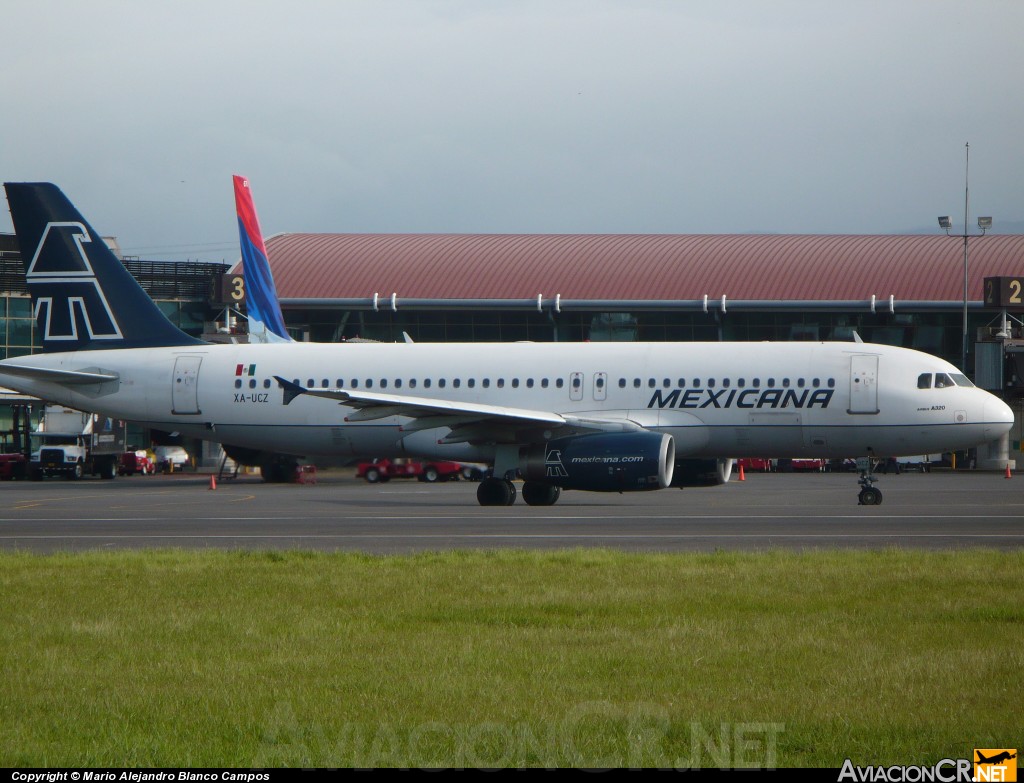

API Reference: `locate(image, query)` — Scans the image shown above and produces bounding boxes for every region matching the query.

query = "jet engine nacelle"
[671,457,734,487]
[521,432,675,491]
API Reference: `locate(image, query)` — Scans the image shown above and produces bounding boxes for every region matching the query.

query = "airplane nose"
[985,394,1014,433]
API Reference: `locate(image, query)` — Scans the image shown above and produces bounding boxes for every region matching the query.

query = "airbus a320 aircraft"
[0,182,1014,505]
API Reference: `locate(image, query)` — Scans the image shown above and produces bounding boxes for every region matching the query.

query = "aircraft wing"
[0,363,119,385]
[274,376,642,441]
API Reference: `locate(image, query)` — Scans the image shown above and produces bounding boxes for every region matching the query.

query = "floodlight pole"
[938,142,990,373]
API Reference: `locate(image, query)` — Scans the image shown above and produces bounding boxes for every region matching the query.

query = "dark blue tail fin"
[4,182,204,351]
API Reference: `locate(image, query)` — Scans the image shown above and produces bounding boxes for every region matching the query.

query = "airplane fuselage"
[1,340,1011,464]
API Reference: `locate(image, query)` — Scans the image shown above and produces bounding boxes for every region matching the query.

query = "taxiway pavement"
[1,470,1021,553]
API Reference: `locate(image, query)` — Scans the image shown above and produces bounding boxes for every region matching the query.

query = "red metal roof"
[250,233,1024,302]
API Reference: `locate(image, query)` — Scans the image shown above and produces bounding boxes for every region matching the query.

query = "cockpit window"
[917,373,932,389]
[934,373,955,388]
[950,373,974,388]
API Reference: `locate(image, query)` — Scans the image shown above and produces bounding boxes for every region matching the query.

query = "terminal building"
[3,230,1024,465]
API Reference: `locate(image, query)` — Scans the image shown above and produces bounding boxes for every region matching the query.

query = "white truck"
[30,405,125,481]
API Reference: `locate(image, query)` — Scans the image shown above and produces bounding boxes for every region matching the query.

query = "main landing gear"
[857,472,882,506]
[476,478,562,506]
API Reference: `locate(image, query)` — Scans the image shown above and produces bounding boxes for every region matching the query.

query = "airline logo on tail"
[233,175,292,344]
[25,221,123,342]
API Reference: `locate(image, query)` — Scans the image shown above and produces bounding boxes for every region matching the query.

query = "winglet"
[274,375,306,406]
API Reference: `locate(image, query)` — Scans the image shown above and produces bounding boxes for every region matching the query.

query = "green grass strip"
[0,548,1020,768]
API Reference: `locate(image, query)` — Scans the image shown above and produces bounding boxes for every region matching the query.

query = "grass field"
[0,548,1020,768]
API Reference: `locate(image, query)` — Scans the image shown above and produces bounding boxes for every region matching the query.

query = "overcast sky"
[2,1,1022,262]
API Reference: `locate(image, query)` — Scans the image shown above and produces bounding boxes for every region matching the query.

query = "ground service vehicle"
[357,459,465,483]
[118,449,155,476]
[30,405,125,480]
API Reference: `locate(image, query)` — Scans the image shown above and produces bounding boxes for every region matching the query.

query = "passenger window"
[797,378,805,388]
[723,378,730,388]
[527,379,534,388]
[753,378,760,388]
[321,379,329,388]
[556,379,564,389]
[708,378,716,388]
[768,378,775,387]
[307,378,314,387]
[234,379,242,389]
[663,378,670,388]
[694,378,701,387]
[351,379,358,389]
[573,377,582,389]
[366,380,373,388]
[648,378,656,388]
[482,379,490,388]
[512,379,519,388]
[395,379,402,389]
[828,378,835,388]
[468,379,476,388]
[453,379,460,388]
[336,379,344,388]
[265,379,272,389]
[678,378,685,387]
[619,378,626,388]
[542,379,549,388]
[633,378,641,388]
[917,373,932,389]
[738,378,745,388]
[812,378,820,388]
[249,379,257,389]
[380,379,388,389]
[782,378,790,388]
[596,377,605,389]
[409,379,417,389]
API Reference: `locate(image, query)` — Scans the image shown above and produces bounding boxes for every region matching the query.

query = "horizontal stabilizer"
[0,362,119,385]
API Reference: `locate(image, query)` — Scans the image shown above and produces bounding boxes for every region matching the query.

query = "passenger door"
[848,354,879,414]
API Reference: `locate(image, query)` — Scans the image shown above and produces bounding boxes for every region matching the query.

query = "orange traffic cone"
[738,463,746,481]
[1006,463,1012,479]
[209,474,217,490]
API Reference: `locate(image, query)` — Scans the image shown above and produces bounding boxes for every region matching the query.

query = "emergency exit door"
[172,356,202,415]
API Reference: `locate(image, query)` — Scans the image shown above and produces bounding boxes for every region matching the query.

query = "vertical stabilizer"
[233,175,293,344]
[4,182,205,352]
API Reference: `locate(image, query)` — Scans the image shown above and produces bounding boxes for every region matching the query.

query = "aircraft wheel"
[477,478,517,506]
[522,483,561,506]
[858,486,883,506]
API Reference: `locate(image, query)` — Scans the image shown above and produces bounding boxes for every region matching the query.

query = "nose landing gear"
[857,472,882,505]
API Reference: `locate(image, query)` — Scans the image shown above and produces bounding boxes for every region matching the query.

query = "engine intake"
[521,432,675,492]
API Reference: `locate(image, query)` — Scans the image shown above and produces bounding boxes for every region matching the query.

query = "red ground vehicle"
[737,458,773,472]
[791,458,826,471]
[0,453,27,480]
[357,458,465,483]
[118,450,155,476]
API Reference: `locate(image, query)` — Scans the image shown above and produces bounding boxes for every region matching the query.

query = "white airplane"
[0,182,1014,505]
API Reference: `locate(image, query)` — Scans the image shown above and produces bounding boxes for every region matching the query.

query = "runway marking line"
[2,533,1024,540]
